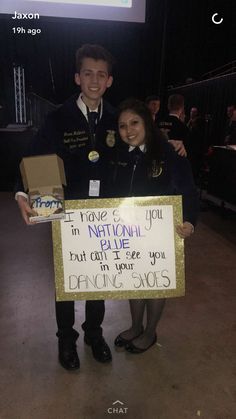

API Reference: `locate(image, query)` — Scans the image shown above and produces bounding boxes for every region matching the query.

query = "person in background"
[226,104,235,124]
[187,107,206,183]
[112,98,198,353]
[180,109,186,124]
[187,107,199,128]
[15,44,117,371]
[158,94,189,157]
[146,94,186,157]
[145,95,161,123]
[224,105,236,145]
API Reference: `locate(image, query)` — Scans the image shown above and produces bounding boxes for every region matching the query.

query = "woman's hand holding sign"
[176,221,194,238]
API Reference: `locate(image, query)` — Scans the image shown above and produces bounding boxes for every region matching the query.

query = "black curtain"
[0,0,235,124]
[167,73,236,146]
[0,0,166,121]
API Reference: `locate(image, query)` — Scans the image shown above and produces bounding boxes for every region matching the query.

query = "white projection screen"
[0,0,146,22]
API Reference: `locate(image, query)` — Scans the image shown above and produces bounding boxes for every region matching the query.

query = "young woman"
[113,98,198,353]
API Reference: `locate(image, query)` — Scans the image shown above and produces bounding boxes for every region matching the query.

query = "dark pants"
[55,300,105,341]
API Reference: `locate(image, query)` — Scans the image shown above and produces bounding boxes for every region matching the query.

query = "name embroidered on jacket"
[117,161,128,167]
[63,131,89,148]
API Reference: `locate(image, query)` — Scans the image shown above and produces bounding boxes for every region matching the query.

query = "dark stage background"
[0,0,235,134]
[168,73,236,146]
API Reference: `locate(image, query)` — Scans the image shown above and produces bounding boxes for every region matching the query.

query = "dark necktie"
[89,111,99,134]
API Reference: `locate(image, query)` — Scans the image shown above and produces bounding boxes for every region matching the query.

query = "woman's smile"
[118,110,146,146]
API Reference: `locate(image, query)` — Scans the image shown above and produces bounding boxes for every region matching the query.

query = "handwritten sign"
[52,196,185,301]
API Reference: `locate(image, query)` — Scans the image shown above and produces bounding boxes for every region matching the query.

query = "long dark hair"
[117,98,164,170]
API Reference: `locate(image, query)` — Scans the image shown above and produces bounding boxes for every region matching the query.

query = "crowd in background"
[145,94,236,186]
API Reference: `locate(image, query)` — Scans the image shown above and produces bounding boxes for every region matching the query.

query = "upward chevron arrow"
[112,400,124,405]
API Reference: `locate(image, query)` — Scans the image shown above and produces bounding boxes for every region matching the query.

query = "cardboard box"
[20,154,66,223]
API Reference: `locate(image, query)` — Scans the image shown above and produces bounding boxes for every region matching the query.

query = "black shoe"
[125,335,157,354]
[58,339,80,370]
[84,336,112,363]
[114,327,144,348]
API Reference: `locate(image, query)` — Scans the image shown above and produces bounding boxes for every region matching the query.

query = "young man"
[16,44,117,370]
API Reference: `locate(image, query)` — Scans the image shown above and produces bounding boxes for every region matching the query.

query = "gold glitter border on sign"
[52,196,185,301]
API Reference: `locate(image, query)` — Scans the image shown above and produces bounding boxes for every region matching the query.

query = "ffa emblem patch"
[152,160,163,178]
[106,130,116,147]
